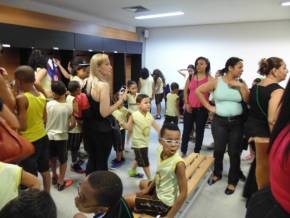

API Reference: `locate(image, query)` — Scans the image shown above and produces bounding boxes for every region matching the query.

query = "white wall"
[144,20,290,88]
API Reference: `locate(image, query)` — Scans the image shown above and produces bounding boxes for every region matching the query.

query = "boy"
[125,123,187,218]
[67,81,86,173]
[46,81,74,191]
[111,93,130,168]
[15,65,51,193]
[74,171,133,218]
[121,94,160,179]
[165,82,180,125]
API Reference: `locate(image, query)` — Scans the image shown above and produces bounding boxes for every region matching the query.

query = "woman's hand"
[227,80,243,89]
[208,105,216,113]
[185,103,192,113]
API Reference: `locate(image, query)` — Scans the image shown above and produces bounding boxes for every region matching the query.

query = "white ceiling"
[1,0,290,30]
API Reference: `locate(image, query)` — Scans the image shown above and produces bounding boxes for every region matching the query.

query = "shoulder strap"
[256,86,267,118]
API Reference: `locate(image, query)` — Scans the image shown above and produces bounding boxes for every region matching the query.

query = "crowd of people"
[0,47,289,218]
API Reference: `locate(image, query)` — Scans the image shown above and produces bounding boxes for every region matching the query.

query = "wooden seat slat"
[184,153,199,166]
[185,155,205,179]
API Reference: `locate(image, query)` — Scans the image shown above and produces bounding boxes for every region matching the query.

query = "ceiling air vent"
[122,6,149,13]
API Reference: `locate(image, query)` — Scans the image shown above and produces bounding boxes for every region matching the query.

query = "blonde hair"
[86,53,109,94]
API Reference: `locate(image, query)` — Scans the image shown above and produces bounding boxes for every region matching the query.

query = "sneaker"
[128,170,144,178]
[111,161,124,169]
[111,158,118,163]
[57,179,74,191]
[154,115,161,120]
[71,163,85,174]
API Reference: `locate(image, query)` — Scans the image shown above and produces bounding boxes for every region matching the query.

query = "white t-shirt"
[46,100,72,140]
[155,77,164,95]
[140,76,154,98]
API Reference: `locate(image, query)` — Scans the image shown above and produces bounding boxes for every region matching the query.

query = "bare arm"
[0,104,20,130]
[166,162,187,218]
[177,69,188,78]
[0,71,16,111]
[120,115,133,131]
[268,89,284,131]
[195,79,217,113]
[21,170,41,189]
[16,95,28,131]
[35,68,47,86]
[55,58,71,80]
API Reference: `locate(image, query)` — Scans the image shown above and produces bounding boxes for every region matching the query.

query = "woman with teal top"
[196,57,249,195]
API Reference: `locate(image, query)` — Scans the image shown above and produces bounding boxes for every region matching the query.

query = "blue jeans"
[181,107,208,154]
[212,115,243,185]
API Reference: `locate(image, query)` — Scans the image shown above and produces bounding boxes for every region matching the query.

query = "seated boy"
[125,122,187,218]
[74,171,133,218]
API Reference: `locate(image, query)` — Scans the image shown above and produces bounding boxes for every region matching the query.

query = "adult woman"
[83,53,127,174]
[28,49,52,98]
[139,68,154,100]
[243,57,287,201]
[196,57,249,195]
[152,69,166,119]
[181,57,212,155]
[246,78,290,218]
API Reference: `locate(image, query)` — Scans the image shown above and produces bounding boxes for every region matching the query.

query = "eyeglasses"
[160,138,181,145]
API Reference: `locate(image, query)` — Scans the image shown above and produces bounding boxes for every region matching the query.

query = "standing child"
[15,65,51,193]
[67,81,85,173]
[165,82,180,125]
[125,123,187,218]
[121,94,160,179]
[46,81,74,191]
[111,93,130,168]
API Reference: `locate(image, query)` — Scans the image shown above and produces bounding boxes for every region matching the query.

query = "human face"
[75,178,101,214]
[129,84,138,95]
[160,129,181,157]
[187,67,194,75]
[99,58,112,78]
[196,59,207,74]
[139,97,151,113]
[273,62,288,82]
[77,67,89,79]
[230,62,243,78]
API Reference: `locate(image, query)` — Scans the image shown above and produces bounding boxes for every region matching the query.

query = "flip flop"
[57,179,74,191]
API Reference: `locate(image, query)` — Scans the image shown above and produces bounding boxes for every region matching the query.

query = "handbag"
[0,117,35,163]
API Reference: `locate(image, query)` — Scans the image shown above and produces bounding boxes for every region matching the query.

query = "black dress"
[243,83,283,202]
[82,94,113,174]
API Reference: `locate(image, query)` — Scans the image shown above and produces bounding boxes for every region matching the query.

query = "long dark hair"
[269,79,290,161]
[152,69,166,84]
[140,68,149,80]
[28,49,48,71]
[194,56,210,75]
[221,57,243,74]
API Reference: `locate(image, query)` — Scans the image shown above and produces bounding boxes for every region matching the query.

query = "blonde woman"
[83,54,127,174]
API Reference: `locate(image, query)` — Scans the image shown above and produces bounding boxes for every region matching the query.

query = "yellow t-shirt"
[127,93,138,113]
[166,93,179,117]
[20,92,47,142]
[155,146,184,207]
[0,162,22,209]
[112,107,129,130]
[131,110,154,148]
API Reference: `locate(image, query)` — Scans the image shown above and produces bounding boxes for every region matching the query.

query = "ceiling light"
[135,11,184,20]
[88,49,93,52]
[52,47,59,50]
[2,44,11,48]
[281,1,290,6]
[114,51,118,53]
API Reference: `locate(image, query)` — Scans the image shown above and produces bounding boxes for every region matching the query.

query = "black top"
[93,198,133,218]
[0,97,3,111]
[245,83,283,137]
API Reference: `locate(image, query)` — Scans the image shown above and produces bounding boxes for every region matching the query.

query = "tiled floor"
[48,107,250,218]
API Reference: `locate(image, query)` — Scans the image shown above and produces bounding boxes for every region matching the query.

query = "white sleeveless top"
[140,76,154,98]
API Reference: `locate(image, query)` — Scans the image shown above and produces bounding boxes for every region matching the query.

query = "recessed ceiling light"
[52,47,59,50]
[2,44,11,48]
[281,1,290,6]
[88,49,93,52]
[114,51,118,53]
[135,11,184,20]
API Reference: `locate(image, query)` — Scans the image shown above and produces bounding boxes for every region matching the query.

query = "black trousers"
[212,115,243,185]
[246,187,289,218]
[68,133,82,163]
[181,107,208,154]
[83,129,113,175]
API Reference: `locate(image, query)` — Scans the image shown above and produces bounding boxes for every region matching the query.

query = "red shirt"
[270,124,290,213]
[75,93,90,118]
[188,76,209,108]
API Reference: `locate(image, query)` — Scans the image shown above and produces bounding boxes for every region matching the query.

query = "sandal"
[225,185,236,195]
[57,179,74,191]
[208,175,222,186]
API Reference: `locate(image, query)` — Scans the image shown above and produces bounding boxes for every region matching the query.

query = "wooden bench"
[133,153,214,218]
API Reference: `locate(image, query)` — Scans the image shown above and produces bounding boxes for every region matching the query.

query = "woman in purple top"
[181,57,213,155]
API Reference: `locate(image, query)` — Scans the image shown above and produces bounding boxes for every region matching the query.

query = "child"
[67,81,86,173]
[165,82,180,125]
[111,93,130,168]
[15,65,51,193]
[125,123,187,218]
[46,81,74,191]
[0,162,40,209]
[121,94,160,179]
[127,80,139,114]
